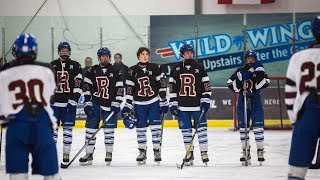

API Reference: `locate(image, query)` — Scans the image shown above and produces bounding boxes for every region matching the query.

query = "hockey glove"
[111,102,120,114]
[200,102,210,113]
[159,99,169,114]
[122,103,132,115]
[66,100,77,113]
[84,102,94,119]
[236,71,253,81]
[123,113,137,129]
[170,106,180,116]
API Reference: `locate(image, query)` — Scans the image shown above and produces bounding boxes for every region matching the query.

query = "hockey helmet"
[311,16,320,37]
[179,44,194,57]
[58,41,71,51]
[14,33,38,61]
[97,47,111,58]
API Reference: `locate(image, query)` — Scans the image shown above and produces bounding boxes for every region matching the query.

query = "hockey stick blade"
[59,112,114,169]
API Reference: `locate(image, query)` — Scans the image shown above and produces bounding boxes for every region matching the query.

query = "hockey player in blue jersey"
[49,42,83,165]
[286,16,320,180]
[169,44,212,166]
[79,47,124,166]
[227,49,270,166]
[0,33,60,179]
[122,47,168,165]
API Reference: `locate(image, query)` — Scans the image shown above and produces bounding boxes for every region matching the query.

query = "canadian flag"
[218,0,275,4]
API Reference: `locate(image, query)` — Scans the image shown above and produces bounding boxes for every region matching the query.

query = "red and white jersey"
[285,47,320,124]
[0,62,57,125]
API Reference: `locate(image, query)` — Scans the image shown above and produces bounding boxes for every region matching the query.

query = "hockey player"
[227,49,270,165]
[122,47,168,165]
[169,44,211,166]
[49,41,82,165]
[286,16,320,180]
[0,33,60,179]
[79,47,123,166]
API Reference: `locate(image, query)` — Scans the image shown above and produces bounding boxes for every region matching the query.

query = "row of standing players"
[1,16,320,180]
[49,42,269,168]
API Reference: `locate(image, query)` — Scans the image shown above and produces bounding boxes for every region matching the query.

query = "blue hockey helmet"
[244,49,257,60]
[97,47,111,58]
[311,16,320,37]
[58,41,71,51]
[179,44,194,57]
[14,33,38,61]
[11,44,17,57]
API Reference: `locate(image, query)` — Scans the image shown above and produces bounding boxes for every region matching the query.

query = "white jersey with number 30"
[0,63,57,125]
[285,48,320,124]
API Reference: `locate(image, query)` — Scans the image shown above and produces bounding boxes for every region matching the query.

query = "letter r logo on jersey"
[93,77,109,99]
[56,71,70,93]
[138,76,154,97]
[179,74,196,97]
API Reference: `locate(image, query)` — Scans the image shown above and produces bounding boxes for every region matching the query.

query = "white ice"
[0,128,320,180]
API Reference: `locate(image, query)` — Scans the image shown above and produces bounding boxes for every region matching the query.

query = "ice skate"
[201,151,209,166]
[105,152,112,166]
[136,149,147,165]
[60,153,70,166]
[257,148,265,165]
[240,146,251,166]
[79,153,93,166]
[184,151,194,166]
[153,149,161,165]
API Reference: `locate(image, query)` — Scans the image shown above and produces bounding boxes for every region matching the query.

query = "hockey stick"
[309,138,320,169]
[243,80,249,166]
[176,110,205,169]
[60,111,114,169]
[0,126,2,163]
[159,112,165,151]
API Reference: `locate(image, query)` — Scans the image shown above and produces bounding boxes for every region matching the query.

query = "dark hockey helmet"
[244,49,257,60]
[311,16,320,37]
[11,44,17,57]
[58,41,71,51]
[14,33,38,61]
[97,47,111,58]
[179,44,194,57]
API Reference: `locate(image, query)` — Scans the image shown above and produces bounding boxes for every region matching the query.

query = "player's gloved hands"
[159,99,169,114]
[121,103,132,115]
[200,102,210,113]
[66,100,77,113]
[111,102,120,114]
[84,102,94,119]
[170,105,180,116]
[123,113,137,129]
[236,71,253,81]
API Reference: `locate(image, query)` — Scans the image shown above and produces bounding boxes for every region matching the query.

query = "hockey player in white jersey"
[0,33,60,179]
[286,16,320,180]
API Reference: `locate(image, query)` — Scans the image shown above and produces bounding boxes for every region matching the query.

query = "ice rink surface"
[0,128,320,180]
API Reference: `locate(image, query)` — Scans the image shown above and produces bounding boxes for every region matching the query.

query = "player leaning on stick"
[169,44,212,166]
[79,47,124,166]
[286,16,320,180]
[0,33,60,180]
[49,42,83,165]
[227,49,270,166]
[122,47,168,165]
